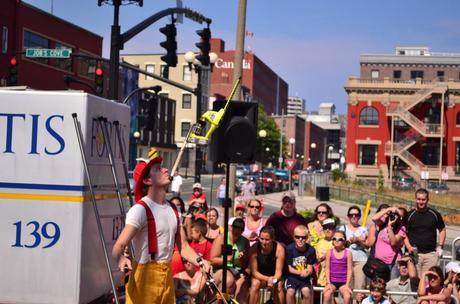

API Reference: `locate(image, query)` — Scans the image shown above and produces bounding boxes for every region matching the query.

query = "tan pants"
[416,251,439,275]
[352,261,367,289]
[126,260,175,304]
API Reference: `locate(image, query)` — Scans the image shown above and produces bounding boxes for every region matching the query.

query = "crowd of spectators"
[169,185,458,304]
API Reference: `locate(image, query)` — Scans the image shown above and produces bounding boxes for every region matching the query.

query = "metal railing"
[387,105,441,136]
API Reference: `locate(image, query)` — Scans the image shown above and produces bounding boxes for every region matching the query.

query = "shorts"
[285,276,312,290]
[331,282,346,290]
[218,198,225,207]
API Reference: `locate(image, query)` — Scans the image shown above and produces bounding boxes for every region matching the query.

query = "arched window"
[360,106,379,125]
[456,111,460,125]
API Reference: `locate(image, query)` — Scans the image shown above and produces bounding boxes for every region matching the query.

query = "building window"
[183,65,192,81]
[371,70,379,79]
[359,106,379,125]
[2,26,7,54]
[23,30,50,65]
[393,70,401,79]
[160,64,169,79]
[410,70,424,79]
[181,122,191,137]
[53,42,72,72]
[145,64,155,80]
[359,145,377,165]
[159,93,169,99]
[437,71,444,81]
[182,94,192,109]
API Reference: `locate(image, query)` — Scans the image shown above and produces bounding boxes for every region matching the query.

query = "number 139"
[12,221,61,248]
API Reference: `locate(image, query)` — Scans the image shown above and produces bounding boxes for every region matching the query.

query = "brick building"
[210,38,288,115]
[1,0,103,94]
[345,46,460,187]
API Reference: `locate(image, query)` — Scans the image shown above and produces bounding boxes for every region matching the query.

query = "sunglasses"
[323,225,335,230]
[317,211,328,215]
[294,235,307,240]
[332,237,345,242]
[348,213,360,217]
[249,205,261,209]
[283,200,294,204]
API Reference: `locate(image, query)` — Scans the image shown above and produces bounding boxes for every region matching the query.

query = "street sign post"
[25,48,71,58]
[285,158,296,171]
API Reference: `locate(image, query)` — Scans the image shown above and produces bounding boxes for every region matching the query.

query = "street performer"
[112,148,209,303]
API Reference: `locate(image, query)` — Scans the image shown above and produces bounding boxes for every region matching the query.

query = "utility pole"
[108,0,121,101]
[279,108,284,169]
[223,0,247,294]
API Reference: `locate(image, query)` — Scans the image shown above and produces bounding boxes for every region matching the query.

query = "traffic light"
[159,23,177,67]
[94,66,104,96]
[8,57,18,86]
[195,27,211,66]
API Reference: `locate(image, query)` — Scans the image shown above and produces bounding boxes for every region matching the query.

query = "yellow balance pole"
[362,199,372,227]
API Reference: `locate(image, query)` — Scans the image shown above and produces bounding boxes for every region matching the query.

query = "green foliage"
[352,179,364,187]
[377,169,385,193]
[332,169,348,182]
[257,105,283,165]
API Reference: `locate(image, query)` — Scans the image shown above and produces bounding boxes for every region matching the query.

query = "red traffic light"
[95,67,103,76]
[10,57,17,66]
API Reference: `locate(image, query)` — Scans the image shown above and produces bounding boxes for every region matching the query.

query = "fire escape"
[385,84,447,180]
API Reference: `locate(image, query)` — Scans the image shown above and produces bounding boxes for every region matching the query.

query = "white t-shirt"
[126,196,178,263]
[362,296,390,304]
[171,175,183,192]
[217,184,226,199]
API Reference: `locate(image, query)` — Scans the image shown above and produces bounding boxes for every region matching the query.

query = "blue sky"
[25,0,460,114]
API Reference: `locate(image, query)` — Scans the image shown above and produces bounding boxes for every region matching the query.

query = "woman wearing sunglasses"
[308,203,334,248]
[242,198,266,246]
[417,266,452,304]
[340,205,368,301]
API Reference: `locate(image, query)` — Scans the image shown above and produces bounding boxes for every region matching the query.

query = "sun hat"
[322,218,335,227]
[452,265,460,273]
[133,148,162,201]
[192,183,203,190]
[446,261,460,273]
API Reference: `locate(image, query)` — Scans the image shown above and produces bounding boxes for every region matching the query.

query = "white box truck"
[0,89,131,303]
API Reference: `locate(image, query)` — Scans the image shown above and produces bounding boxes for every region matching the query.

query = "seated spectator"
[242,198,266,246]
[363,278,391,304]
[323,230,353,304]
[174,258,206,304]
[285,225,317,304]
[205,208,223,242]
[315,218,335,287]
[188,183,208,210]
[387,254,419,304]
[308,203,334,248]
[339,205,369,301]
[210,217,249,302]
[234,202,246,218]
[248,225,285,304]
[417,266,452,304]
[444,264,460,302]
[189,219,212,263]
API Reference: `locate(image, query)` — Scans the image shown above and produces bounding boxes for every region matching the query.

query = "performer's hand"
[118,255,132,274]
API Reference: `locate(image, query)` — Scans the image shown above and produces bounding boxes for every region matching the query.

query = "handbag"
[362,226,398,282]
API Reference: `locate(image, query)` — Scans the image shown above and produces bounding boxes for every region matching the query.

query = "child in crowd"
[315,218,335,287]
[285,225,317,304]
[189,219,212,264]
[174,258,206,304]
[362,278,390,304]
[417,266,452,304]
[323,230,353,304]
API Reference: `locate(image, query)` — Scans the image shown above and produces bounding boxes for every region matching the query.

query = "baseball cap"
[453,265,460,273]
[235,203,246,210]
[322,218,335,227]
[446,261,460,273]
[192,183,202,190]
[282,191,296,201]
[195,213,207,222]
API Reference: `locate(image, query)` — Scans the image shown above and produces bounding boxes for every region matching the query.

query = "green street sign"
[25,48,72,58]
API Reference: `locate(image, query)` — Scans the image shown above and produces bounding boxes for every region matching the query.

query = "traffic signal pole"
[104,3,211,101]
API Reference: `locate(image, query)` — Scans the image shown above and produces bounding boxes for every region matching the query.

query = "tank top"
[227,234,246,269]
[329,248,348,283]
[243,217,266,246]
[257,241,277,276]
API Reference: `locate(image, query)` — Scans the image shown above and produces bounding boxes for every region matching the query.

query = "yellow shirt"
[315,239,333,286]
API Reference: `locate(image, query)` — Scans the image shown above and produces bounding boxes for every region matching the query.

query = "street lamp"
[339,149,344,171]
[184,51,218,182]
[310,142,317,169]
[328,145,334,169]
[288,138,295,190]
[258,129,267,193]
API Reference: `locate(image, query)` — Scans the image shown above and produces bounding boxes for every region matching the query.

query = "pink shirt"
[374,226,406,264]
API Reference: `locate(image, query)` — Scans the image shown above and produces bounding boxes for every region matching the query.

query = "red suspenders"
[136,199,179,259]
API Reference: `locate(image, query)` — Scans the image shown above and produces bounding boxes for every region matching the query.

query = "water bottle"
[412,245,418,264]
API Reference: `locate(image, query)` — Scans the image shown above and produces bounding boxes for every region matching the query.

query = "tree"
[257,105,286,166]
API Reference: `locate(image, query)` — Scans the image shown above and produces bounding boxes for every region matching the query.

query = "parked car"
[260,170,276,193]
[274,169,290,192]
[393,176,417,191]
[427,182,449,194]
